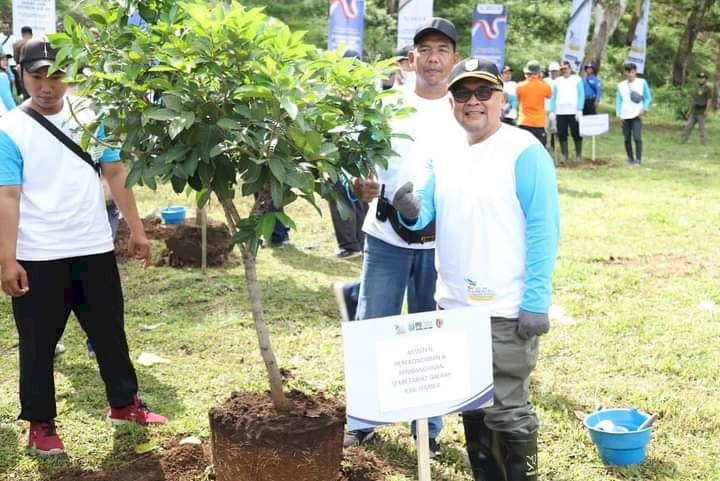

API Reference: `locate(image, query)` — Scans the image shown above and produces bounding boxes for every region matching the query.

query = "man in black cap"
[391,44,415,93]
[392,56,560,481]
[681,72,712,145]
[0,38,166,456]
[342,17,460,454]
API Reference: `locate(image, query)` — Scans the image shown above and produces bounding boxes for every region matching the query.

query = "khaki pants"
[467,317,540,435]
[682,111,707,144]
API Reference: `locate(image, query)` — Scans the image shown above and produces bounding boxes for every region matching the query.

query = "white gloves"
[575,110,583,122]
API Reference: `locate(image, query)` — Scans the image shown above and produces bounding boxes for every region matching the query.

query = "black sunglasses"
[450,85,503,103]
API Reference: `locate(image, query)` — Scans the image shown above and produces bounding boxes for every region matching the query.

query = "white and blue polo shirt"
[0,96,120,261]
[403,124,560,317]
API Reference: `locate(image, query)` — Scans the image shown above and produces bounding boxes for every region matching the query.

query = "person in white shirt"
[615,62,652,165]
[501,65,518,125]
[550,60,585,162]
[342,17,462,455]
[0,39,167,456]
[392,44,416,95]
[393,56,560,481]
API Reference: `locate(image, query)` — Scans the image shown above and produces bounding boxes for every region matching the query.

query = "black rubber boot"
[497,430,538,481]
[462,410,502,481]
[575,138,583,162]
[559,140,569,162]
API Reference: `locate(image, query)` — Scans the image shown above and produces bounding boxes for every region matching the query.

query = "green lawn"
[1,115,719,481]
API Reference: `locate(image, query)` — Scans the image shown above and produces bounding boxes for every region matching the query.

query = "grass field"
[1,114,719,481]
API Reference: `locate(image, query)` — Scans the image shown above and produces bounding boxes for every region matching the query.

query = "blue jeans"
[348,234,443,438]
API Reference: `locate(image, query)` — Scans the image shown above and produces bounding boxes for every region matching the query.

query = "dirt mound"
[115,217,233,267]
[52,442,208,481]
[339,447,393,481]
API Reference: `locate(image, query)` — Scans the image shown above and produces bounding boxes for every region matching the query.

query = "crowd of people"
[0,12,712,481]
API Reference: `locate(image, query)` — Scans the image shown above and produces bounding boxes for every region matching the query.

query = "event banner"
[471,4,507,69]
[343,306,494,431]
[12,0,55,38]
[627,0,650,74]
[328,0,366,58]
[561,0,592,72]
[397,0,433,49]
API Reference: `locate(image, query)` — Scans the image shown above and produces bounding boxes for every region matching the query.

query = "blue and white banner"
[328,0,365,59]
[471,4,507,70]
[561,0,593,72]
[397,0,433,49]
[627,0,650,74]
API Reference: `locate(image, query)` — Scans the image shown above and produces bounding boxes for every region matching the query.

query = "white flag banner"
[12,0,56,39]
[561,0,592,72]
[627,0,650,74]
[397,0,434,49]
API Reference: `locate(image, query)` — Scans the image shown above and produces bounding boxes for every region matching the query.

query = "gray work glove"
[517,308,550,340]
[392,181,421,221]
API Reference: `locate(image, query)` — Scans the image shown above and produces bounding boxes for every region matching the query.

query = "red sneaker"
[107,395,167,426]
[27,420,65,456]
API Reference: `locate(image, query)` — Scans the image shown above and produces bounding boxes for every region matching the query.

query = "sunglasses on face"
[450,85,503,103]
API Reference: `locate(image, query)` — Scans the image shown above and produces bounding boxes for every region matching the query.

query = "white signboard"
[13,0,56,39]
[397,0,434,49]
[343,306,494,431]
[579,113,610,136]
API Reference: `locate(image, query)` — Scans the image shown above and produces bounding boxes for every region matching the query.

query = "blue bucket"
[160,205,186,225]
[584,408,653,466]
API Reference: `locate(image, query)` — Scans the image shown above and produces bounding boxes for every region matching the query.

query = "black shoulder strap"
[19,103,100,176]
[1,35,9,47]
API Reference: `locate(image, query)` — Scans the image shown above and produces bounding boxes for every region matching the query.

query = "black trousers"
[518,125,546,146]
[583,97,597,115]
[556,114,581,142]
[12,251,138,421]
[328,181,368,252]
[622,116,643,162]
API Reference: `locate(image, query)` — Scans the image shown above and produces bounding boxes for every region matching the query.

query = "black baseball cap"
[19,39,61,73]
[448,57,503,89]
[413,17,456,47]
[394,45,412,60]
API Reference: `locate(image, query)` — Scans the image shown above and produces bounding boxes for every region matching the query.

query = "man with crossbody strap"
[0,39,167,456]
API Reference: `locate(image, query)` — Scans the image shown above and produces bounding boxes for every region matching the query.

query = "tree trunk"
[671,0,716,86]
[218,195,289,413]
[584,0,630,72]
[625,0,641,46]
[386,0,399,14]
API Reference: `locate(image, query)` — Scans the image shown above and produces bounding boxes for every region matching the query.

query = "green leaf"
[196,189,211,208]
[171,175,187,194]
[125,165,143,188]
[267,157,286,183]
[273,211,296,230]
[257,213,277,242]
[217,118,243,130]
[279,97,298,120]
[142,108,177,125]
[270,177,284,210]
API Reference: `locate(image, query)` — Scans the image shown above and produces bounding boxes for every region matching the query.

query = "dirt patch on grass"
[595,254,717,278]
[52,442,209,481]
[556,158,611,169]
[51,441,390,481]
[339,447,394,481]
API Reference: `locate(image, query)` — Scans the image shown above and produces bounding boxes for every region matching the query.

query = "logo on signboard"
[394,324,406,335]
[472,16,506,40]
[435,318,444,328]
[330,0,359,19]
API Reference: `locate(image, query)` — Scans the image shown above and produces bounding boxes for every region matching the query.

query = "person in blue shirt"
[582,63,601,115]
[0,54,16,112]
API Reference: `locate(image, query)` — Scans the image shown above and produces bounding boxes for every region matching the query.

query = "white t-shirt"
[362,90,464,249]
[0,97,120,261]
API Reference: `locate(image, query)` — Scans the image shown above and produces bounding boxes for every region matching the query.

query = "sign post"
[579,114,610,161]
[471,4,508,70]
[328,0,366,58]
[342,306,494,481]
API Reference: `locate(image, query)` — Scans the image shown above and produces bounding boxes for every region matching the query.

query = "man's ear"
[408,49,417,70]
[449,96,455,110]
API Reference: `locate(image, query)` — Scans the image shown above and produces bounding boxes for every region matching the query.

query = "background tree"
[584,0,630,72]
[53,0,401,411]
[671,0,717,85]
